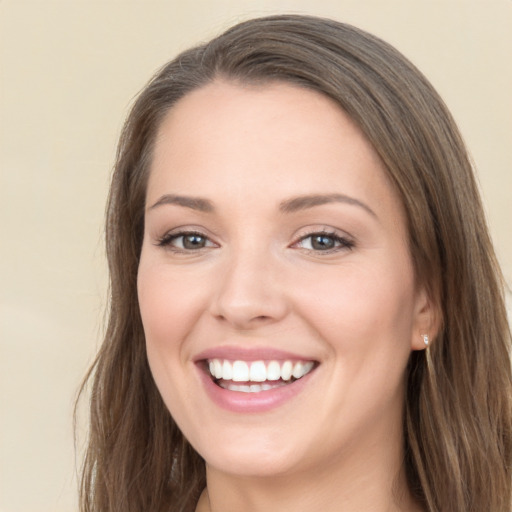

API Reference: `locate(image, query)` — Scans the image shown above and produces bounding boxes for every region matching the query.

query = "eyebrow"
[149,194,214,212]
[279,194,377,218]
[148,192,376,218]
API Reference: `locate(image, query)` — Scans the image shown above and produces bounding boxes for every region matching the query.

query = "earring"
[423,334,429,347]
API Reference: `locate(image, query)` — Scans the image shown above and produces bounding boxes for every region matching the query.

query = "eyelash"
[155,230,355,254]
[293,230,355,254]
[156,231,214,252]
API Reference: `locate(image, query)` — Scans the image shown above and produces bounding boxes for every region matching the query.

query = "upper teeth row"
[208,359,314,382]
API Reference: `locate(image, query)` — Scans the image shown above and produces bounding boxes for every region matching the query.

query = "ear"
[410,286,441,351]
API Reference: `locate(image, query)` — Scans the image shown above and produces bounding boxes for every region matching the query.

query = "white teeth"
[292,362,304,379]
[267,361,281,381]
[281,361,293,381]
[249,361,266,382]
[213,359,223,379]
[207,358,315,384]
[222,360,233,380]
[292,361,314,379]
[218,381,287,392]
[232,361,249,381]
[303,361,314,376]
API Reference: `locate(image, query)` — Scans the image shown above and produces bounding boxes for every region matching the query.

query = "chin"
[198,434,305,478]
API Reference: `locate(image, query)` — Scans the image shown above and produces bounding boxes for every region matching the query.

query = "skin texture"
[137,81,432,512]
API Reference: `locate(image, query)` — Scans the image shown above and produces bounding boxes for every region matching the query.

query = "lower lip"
[197,365,316,413]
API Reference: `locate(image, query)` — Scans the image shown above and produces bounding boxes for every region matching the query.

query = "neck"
[196,441,422,512]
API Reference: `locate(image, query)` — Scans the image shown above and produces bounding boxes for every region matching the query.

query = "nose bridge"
[211,239,287,328]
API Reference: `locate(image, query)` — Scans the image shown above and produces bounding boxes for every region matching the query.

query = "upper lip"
[194,345,318,363]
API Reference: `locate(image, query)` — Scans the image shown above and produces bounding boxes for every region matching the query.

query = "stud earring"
[423,334,429,347]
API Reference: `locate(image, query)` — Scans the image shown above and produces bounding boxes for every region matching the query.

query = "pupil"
[183,234,205,249]
[312,235,334,250]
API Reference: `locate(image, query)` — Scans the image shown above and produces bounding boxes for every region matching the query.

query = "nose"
[210,248,289,330]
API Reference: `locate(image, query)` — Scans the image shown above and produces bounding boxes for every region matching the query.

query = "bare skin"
[195,459,424,512]
[138,81,433,512]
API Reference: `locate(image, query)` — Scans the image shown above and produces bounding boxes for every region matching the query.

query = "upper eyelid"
[294,233,353,245]
[290,229,356,252]
[155,225,219,241]
[154,226,354,248]
[154,233,218,256]
[158,230,215,243]
[292,226,354,242]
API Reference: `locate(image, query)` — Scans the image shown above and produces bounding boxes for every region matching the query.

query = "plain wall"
[1,1,510,511]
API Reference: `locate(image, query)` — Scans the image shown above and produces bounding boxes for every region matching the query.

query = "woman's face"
[138,81,430,478]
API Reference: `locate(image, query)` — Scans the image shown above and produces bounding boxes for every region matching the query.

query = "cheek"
[297,259,416,427]
[137,257,209,425]
[295,256,417,357]
[138,260,205,348]
[136,256,210,408]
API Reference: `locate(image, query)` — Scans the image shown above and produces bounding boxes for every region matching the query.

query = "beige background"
[1,1,510,511]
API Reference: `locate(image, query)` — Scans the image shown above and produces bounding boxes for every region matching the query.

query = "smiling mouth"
[205,359,317,393]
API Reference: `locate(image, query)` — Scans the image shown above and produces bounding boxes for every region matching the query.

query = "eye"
[157,231,216,251]
[294,231,354,253]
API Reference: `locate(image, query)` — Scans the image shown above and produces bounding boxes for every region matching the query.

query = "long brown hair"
[77,15,512,512]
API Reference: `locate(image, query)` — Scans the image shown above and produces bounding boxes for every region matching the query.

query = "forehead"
[154,80,367,149]
[147,80,402,223]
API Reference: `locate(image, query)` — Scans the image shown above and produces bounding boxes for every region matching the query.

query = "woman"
[78,15,512,512]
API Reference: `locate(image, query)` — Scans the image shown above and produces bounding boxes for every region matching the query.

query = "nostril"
[213,311,278,329]
[254,315,271,321]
